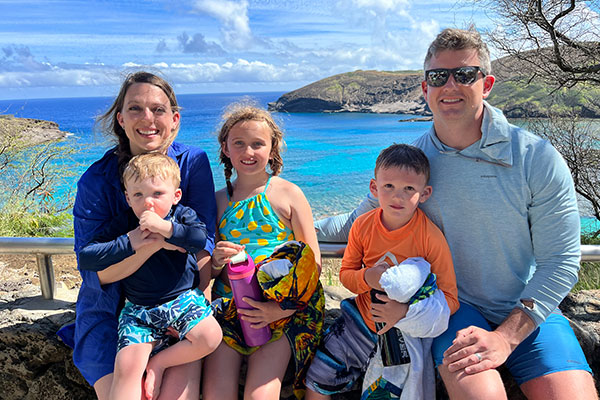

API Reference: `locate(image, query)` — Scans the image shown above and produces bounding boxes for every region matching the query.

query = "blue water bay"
[1,92,598,233]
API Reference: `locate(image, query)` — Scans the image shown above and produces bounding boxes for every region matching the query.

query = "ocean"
[1,92,598,233]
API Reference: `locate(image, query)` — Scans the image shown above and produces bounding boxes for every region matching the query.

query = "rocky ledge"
[2,281,598,399]
[0,115,69,146]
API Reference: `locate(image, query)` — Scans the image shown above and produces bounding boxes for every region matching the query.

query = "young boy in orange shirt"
[306,143,459,400]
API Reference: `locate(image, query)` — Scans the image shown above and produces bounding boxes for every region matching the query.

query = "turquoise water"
[1,93,598,231]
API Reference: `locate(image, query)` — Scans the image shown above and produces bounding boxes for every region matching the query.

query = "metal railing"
[1,237,599,300]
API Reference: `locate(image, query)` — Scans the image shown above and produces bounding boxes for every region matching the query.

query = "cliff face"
[268,70,430,115]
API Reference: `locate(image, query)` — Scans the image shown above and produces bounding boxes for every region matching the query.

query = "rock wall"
[0,285,94,400]
[1,283,598,399]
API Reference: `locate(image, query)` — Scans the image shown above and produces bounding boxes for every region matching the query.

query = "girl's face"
[223,120,273,178]
[117,82,180,156]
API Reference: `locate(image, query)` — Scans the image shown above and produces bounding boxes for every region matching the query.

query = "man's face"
[421,48,494,126]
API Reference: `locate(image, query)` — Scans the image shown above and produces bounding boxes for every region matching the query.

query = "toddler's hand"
[139,210,171,237]
[364,261,390,290]
[371,292,408,334]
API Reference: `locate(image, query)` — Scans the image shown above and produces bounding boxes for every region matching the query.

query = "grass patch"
[0,209,73,237]
[575,234,600,292]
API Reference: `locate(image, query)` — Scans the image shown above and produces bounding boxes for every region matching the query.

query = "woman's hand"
[212,241,245,267]
[238,297,296,328]
[127,227,161,251]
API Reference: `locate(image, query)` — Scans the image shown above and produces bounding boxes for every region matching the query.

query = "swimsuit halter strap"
[227,175,272,201]
[263,175,272,194]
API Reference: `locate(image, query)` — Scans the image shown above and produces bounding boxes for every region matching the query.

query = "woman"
[58,71,216,399]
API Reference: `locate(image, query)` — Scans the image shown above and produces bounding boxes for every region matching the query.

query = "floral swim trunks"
[117,288,212,352]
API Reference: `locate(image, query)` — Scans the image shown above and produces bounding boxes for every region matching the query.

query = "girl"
[202,103,324,400]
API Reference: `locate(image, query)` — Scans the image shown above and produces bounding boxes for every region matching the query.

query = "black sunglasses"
[424,66,486,87]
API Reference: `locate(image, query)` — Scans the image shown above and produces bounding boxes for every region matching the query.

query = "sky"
[0,0,494,100]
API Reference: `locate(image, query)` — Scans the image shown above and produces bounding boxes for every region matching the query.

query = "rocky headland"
[268,70,429,115]
[0,115,70,146]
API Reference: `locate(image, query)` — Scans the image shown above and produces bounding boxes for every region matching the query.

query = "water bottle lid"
[228,251,255,280]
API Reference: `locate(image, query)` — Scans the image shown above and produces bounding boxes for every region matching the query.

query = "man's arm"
[444,141,580,374]
[315,192,379,243]
[516,142,580,325]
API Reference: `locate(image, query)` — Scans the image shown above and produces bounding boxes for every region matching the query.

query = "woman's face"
[116,82,180,156]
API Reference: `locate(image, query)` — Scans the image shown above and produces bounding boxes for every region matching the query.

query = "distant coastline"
[268,54,600,119]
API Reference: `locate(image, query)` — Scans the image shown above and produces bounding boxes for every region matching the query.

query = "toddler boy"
[78,153,222,400]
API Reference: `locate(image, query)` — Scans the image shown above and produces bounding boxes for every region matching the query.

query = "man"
[315,28,597,399]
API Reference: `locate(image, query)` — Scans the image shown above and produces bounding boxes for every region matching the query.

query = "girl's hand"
[238,297,295,328]
[212,241,245,267]
[370,293,408,334]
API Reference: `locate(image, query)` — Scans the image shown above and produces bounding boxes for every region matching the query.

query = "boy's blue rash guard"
[57,142,216,385]
[78,204,207,306]
[414,102,581,327]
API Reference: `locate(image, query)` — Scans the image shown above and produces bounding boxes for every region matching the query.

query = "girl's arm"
[210,188,245,278]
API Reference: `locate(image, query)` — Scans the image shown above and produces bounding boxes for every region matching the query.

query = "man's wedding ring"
[475,352,483,362]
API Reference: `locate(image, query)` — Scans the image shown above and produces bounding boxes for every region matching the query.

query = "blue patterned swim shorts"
[117,288,212,352]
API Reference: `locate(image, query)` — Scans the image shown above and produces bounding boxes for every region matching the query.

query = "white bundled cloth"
[362,257,451,400]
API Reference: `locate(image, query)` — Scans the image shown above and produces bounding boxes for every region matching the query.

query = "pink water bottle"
[227,251,272,347]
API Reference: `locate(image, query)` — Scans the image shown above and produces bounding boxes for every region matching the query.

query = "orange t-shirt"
[340,207,459,332]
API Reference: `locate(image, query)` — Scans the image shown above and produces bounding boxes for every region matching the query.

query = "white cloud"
[192,0,253,50]
[0,58,322,90]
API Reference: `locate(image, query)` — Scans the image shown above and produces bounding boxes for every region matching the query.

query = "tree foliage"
[0,117,76,236]
[478,0,600,89]
[527,111,600,237]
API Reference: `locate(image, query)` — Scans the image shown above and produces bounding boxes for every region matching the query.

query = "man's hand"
[364,262,390,290]
[139,210,172,238]
[238,297,295,328]
[370,292,408,334]
[442,325,512,374]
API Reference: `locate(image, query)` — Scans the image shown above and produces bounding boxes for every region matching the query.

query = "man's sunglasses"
[424,66,486,87]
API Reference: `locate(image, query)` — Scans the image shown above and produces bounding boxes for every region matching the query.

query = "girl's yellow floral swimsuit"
[214,176,324,399]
